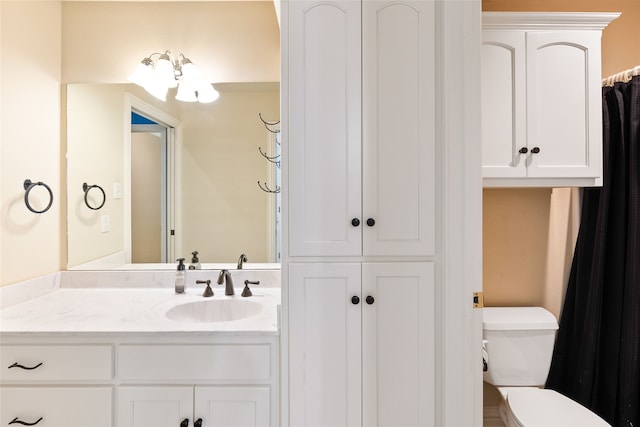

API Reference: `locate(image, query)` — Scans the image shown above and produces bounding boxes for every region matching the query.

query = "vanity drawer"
[119,344,272,381]
[1,386,112,427]
[0,345,113,382]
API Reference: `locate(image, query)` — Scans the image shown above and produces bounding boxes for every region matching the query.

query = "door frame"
[124,94,182,264]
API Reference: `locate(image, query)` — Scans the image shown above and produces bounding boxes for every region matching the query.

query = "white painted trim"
[439,0,483,425]
[279,0,290,425]
[482,12,620,31]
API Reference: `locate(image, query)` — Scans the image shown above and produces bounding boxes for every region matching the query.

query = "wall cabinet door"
[289,263,362,426]
[288,0,435,257]
[362,262,435,426]
[288,0,362,257]
[361,0,436,257]
[289,262,435,426]
[2,387,112,427]
[481,31,527,178]
[525,31,602,179]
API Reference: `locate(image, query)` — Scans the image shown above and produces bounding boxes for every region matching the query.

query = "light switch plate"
[101,215,110,233]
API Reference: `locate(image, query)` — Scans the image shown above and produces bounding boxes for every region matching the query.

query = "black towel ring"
[82,183,106,210]
[23,179,53,214]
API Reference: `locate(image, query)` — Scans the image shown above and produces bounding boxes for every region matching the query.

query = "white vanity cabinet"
[289,262,435,425]
[287,0,435,257]
[1,336,277,427]
[0,345,114,427]
[481,12,619,187]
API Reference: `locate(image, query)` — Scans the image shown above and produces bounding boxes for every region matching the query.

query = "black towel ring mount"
[82,182,106,210]
[23,179,53,214]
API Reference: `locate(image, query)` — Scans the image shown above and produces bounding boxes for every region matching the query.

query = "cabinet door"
[117,386,193,427]
[289,263,362,427]
[362,0,436,256]
[195,386,270,427]
[1,387,112,427]
[288,0,362,257]
[526,31,602,179]
[481,30,527,178]
[362,262,435,426]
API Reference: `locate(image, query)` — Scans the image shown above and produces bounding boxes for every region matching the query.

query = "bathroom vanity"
[0,271,280,427]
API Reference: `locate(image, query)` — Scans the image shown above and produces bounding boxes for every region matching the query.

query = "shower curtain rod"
[602,64,640,87]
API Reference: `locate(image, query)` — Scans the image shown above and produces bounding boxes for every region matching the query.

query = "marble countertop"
[0,286,280,336]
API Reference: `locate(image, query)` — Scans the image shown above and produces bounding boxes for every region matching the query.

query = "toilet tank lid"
[483,307,558,330]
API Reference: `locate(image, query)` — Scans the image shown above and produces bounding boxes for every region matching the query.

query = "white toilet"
[483,307,610,427]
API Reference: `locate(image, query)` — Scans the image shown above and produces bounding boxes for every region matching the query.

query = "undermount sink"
[165,299,262,323]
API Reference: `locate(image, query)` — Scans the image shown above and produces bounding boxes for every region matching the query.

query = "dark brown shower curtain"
[546,75,640,427]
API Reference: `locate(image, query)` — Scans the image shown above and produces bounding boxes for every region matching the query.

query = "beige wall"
[481,0,640,314]
[62,1,280,84]
[1,1,63,285]
[179,83,279,264]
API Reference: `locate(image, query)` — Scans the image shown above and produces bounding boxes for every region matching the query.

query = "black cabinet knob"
[351,218,360,227]
[518,147,528,154]
[366,218,375,227]
[180,419,189,427]
[194,419,203,427]
[366,295,375,305]
[351,296,360,305]
[531,147,541,154]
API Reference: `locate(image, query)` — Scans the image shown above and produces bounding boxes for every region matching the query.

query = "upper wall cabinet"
[288,0,436,257]
[481,12,619,187]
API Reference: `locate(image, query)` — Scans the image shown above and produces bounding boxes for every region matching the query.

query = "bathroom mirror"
[64,1,280,270]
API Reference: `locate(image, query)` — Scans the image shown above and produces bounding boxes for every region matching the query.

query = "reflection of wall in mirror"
[178,83,280,264]
[66,83,280,268]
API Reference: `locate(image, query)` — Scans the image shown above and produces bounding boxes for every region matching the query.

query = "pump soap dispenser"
[175,258,186,293]
[189,251,201,270]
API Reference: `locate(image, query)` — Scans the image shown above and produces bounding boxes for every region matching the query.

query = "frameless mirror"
[63,1,280,270]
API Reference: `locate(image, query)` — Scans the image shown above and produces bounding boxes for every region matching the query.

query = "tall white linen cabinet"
[280,0,483,426]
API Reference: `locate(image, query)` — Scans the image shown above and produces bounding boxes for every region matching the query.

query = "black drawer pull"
[9,417,43,426]
[180,418,189,427]
[8,362,43,370]
[194,419,203,427]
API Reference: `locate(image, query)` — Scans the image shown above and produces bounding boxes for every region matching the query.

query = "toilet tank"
[483,307,559,386]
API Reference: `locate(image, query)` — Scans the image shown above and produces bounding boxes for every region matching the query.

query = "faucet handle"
[242,280,260,297]
[196,279,214,297]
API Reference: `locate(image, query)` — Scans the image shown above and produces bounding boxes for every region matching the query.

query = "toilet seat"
[505,388,610,427]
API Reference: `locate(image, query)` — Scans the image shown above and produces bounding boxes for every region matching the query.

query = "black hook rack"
[258,146,281,169]
[259,113,281,135]
[82,183,106,210]
[23,179,53,214]
[257,113,281,194]
[257,181,281,193]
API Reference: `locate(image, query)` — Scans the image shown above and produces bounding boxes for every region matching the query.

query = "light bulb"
[175,80,197,102]
[128,58,154,87]
[196,82,219,103]
[155,52,178,89]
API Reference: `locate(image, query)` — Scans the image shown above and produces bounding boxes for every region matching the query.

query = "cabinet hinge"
[473,292,484,308]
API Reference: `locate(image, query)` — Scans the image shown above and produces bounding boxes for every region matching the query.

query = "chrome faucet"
[237,253,248,269]
[217,269,234,296]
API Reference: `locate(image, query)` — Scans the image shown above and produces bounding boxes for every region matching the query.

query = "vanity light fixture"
[128,50,219,103]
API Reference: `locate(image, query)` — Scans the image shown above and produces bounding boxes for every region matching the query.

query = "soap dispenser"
[175,258,186,293]
[188,251,201,270]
